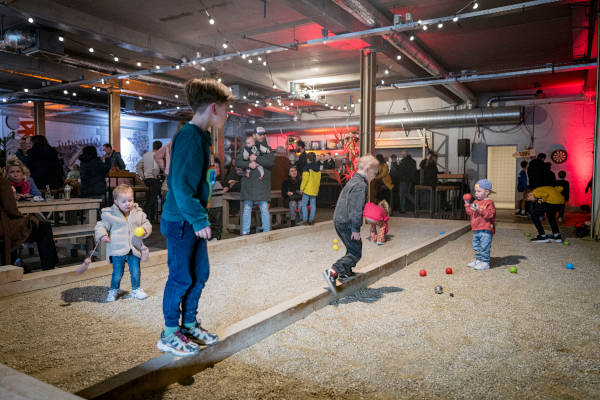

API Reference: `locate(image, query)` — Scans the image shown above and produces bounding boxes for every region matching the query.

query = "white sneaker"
[132,288,148,300]
[474,261,490,270]
[106,289,118,302]
[467,260,478,268]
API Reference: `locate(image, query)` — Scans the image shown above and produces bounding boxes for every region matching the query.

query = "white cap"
[256,127,266,134]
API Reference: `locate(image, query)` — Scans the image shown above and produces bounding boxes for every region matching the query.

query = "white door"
[487,145,517,209]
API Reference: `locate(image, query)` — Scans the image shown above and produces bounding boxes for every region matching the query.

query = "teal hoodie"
[161,123,212,232]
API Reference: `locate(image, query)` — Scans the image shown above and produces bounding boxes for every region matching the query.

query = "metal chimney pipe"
[250,106,523,134]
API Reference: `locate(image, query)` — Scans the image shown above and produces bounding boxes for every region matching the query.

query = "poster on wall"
[121,129,150,172]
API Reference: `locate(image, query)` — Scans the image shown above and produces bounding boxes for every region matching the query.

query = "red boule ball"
[419,269,427,277]
[463,193,472,201]
[446,267,453,274]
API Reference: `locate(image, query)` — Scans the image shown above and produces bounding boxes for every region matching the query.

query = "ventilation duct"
[249,106,523,134]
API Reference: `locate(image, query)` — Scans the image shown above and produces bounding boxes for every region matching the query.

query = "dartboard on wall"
[551,149,567,164]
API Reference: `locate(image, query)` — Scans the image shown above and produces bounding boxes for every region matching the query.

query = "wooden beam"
[33,101,45,136]
[108,90,120,151]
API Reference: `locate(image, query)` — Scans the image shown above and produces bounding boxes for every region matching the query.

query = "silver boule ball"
[434,285,443,294]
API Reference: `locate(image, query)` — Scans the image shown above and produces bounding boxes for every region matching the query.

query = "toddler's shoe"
[376,241,384,245]
[106,289,118,302]
[156,330,199,357]
[467,260,478,268]
[474,261,490,270]
[322,268,338,294]
[531,235,550,243]
[132,288,148,300]
[180,321,218,346]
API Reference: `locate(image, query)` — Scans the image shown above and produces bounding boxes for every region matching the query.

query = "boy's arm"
[170,137,210,232]
[348,185,366,232]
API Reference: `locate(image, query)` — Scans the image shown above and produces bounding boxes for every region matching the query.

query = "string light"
[27,17,33,23]
[23,89,29,93]
[384,69,389,74]
[63,90,68,94]
[422,25,428,30]
[453,16,459,22]
[201,66,206,71]
[174,94,179,98]
[125,80,130,84]
[136,61,142,67]
[114,56,119,62]
[139,96,143,100]
[158,100,162,105]
[58,36,64,42]
[473,2,479,9]
[410,35,415,41]
[437,22,443,28]
[89,47,94,53]
[396,55,402,60]
[222,43,228,49]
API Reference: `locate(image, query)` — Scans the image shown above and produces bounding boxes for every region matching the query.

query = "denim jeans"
[332,222,362,275]
[288,200,299,221]
[301,193,316,222]
[161,219,210,327]
[472,230,492,263]
[110,253,141,290]
[398,181,415,212]
[241,200,270,235]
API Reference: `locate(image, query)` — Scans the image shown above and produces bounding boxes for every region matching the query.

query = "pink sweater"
[464,198,496,234]
[153,141,171,175]
[363,202,389,234]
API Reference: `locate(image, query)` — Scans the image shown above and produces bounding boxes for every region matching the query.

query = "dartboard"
[551,149,567,164]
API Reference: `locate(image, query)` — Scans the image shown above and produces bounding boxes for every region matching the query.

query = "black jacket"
[398,156,418,183]
[527,158,545,189]
[323,159,336,170]
[333,173,367,232]
[79,153,110,197]
[419,159,438,186]
[281,176,301,206]
[296,152,307,175]
[24,146,64,190]
[555,179,570,202]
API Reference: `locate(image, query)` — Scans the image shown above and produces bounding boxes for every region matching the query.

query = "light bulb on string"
[473,2,478,9]
[28,17,34,23]
[114,56,119,62]
[422,25,427,31]
[136,61,142,67]
[208,16,215,25]
[410,35,415,41]
[58,36,64,42]
[437,23,443,28]
[453,16,459,22]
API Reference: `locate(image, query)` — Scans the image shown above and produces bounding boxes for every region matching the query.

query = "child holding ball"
[464,179,496,270]
[95,184,152,302]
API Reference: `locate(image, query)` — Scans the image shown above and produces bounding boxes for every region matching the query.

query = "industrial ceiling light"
[473,2,479,9]
[139,96,143,100]
[351,103,355,108]
[192,60,197,65]
[243,95,247,99]
[422,25,428,30]
[72,92,76,96]
[58,36,64,42]
[175,65,180,69]
[177,106,181,110]
[272,83,276,89]
[337,106,341,110]
[201,66,206,71]
[330,105,334,109]
[155,65,160,70]
[257,56,262,61]
[417,20,422,25]
[437,22,443,28]
[114,56,119,62]
[396,55,401,60]
[92,86,96,90]
[125,80,130,84]
[384,69,389,74]
[381,80,385,84]
[242,54,247,59]
[217,78,222,82]
[23,89,29,93]
[63,90,68,94]
[89,47,94,53]
[453,16,459,22]
[248,59,253,64]
[158,100,162,105]
[222,43,228,49]
[136,61,142,67]
[2,98,6,103]
[248,108,251,112]
[229,104,233,108]
[410,35,415,41]
[27,17,34,23]
[263,61,267,66]
[343,105,347,110]
[209,16,215,25]
[174,94,179,98]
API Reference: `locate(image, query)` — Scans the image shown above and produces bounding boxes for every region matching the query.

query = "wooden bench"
[52,224,104,259]
[268,207,288,229]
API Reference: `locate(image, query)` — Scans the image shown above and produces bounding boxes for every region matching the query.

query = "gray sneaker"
[180,322,218,346]
[106,289,118,302]
[156,330,200,357]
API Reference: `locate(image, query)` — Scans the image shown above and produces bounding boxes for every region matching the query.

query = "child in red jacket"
[363,200,390,245]
[464,179,496,270]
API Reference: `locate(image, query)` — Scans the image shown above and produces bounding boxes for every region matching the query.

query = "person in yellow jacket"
[300,152,321,225]
[527,185,564,243]
[375,154,394,203]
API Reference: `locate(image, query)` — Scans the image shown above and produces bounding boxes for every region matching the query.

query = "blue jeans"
[110,253,141,290]
[398,181,415,212]
[161,219,210,328]
[472,230,492,263]
[301,194,316,222]
[241,200,270,235]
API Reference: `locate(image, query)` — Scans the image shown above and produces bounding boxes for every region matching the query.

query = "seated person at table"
[66,164,80,180]
[281,165,302,226]
[5,156,42,200]
[79,145,110,201]
[0,157,59,272]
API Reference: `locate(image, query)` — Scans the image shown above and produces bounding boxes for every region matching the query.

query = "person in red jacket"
[363,200,390,245]
[464,179,496,270]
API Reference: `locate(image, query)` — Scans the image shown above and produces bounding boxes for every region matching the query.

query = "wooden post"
[33,101,45,136]
[359,49,376,157]
[108,90,121,151]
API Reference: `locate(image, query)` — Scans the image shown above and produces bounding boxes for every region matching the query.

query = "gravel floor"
[150,226,600,400]
[0,218,463,394]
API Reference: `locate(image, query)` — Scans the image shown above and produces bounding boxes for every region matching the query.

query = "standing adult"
[418,151,439,211]
[526,153,546,189]
[397,151,417,213]
[236,127,274,235]
[137,140,162,223]
[24,136,64,190]
[374,154,394,203]
[102,143,126,171]
[79,146,110,200]
[295,140,307,174]
[323,153,336,170]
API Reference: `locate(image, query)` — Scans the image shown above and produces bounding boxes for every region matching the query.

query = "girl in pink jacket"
[363,200,390,245]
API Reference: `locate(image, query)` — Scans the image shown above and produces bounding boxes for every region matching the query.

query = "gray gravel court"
[0,218,463,394]
[150,226,600,400]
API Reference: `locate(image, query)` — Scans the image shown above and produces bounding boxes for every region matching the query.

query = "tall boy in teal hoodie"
[157,78,233,357]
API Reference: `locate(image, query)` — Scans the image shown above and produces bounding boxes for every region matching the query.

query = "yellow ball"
[134,227,145,237]
[333,245,339,251]
[333,239,339,244]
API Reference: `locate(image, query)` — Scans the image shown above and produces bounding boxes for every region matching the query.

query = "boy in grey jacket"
[323,155,379,293]
[95,184,152,302]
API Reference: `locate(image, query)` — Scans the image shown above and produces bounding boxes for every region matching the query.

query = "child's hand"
[470,203,479,212]
[101,235,111,243]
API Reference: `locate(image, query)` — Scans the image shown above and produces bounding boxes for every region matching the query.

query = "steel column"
[592,12,600,239]
[360,50,376,156]
[33,101,45,136]
[108,90,121,151]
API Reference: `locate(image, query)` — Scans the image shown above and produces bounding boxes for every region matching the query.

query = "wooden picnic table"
[222,190,284,233]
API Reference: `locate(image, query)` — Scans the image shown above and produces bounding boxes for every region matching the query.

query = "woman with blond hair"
[5,155,42,200]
